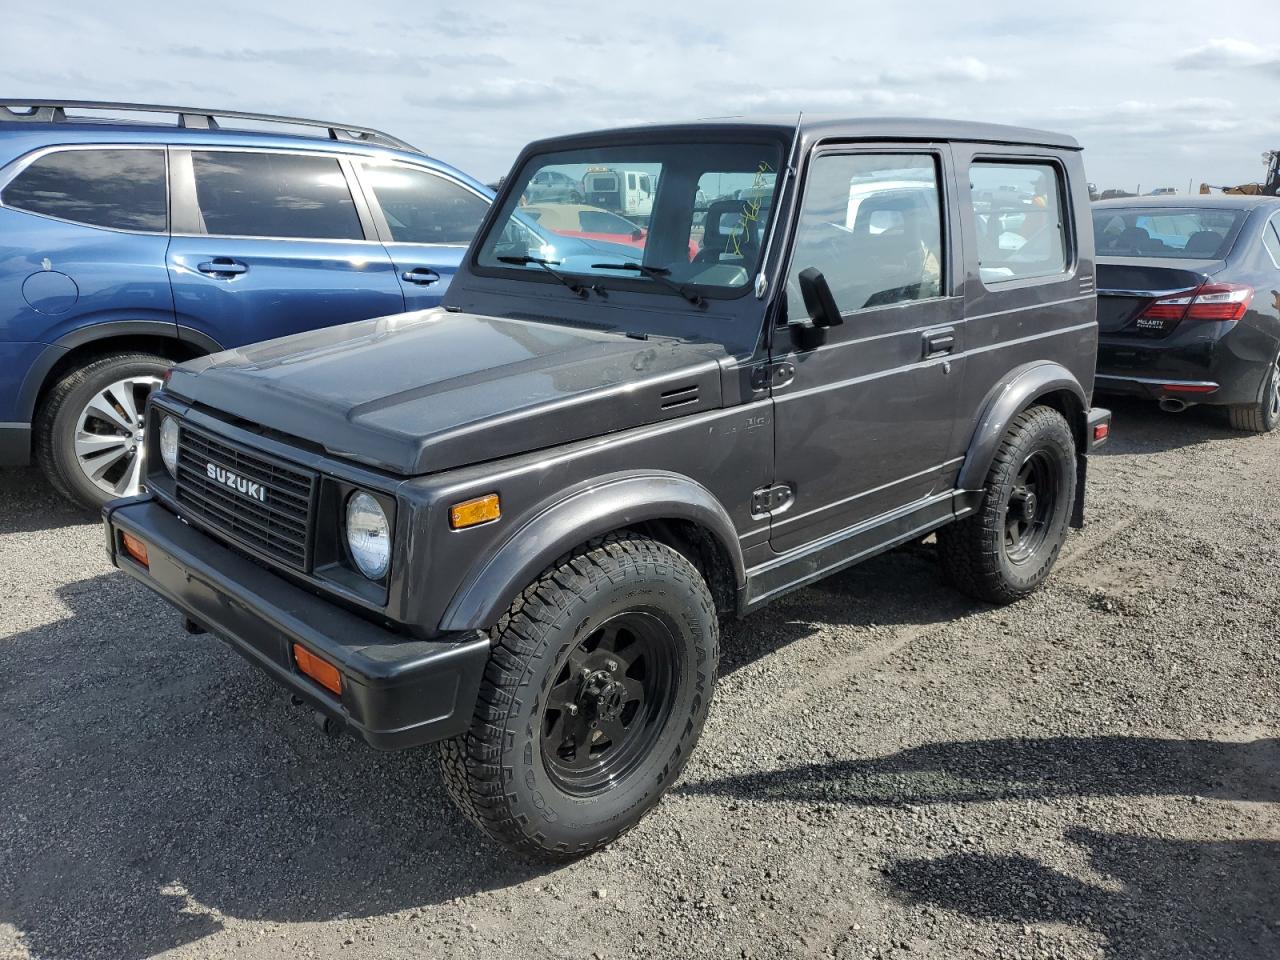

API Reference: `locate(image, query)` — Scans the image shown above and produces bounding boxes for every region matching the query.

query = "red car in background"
[521,203,699,259]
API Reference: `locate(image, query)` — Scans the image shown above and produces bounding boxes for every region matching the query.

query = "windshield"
[1093,206,1245,259]
[475,141,783,297]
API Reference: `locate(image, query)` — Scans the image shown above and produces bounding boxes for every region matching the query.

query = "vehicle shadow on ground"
[683,734,1280,806]
[688,736,1280,957]
[720,540,980,677]
[885,828,1280,959]
[1096,395,1246,454]
[0,574,547,960]
[0,467,96,533]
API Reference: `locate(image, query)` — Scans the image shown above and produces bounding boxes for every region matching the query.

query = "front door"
[353,161,491,312]
[167,148,403,350]
[769,146,965,554]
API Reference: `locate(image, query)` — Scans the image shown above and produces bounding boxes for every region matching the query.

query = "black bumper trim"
[104,495,489,750]
[0,422,31,467]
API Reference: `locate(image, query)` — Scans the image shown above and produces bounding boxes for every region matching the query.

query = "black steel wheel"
[541,610,677,796]
[439,533,718,860]
[938,405,1076,604]
[1004,449,1060,565]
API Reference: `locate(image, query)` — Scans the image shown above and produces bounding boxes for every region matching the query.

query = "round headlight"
[159,416,180,479]
[346,491,390,580]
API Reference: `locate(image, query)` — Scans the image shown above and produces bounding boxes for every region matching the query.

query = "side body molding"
[439,472,746,632]
[956,360,1088,492]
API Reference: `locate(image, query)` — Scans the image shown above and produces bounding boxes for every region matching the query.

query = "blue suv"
[0,100,494,508]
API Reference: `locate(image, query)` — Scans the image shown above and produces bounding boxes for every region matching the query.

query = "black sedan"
[1092,195,1280,431]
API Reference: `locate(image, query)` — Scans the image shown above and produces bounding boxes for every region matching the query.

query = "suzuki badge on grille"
[206,462,267,503]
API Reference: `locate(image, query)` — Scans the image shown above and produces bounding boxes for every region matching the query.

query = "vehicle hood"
[168,309,728,475]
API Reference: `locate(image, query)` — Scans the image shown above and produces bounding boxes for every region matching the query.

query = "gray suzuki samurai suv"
[105,117,1110,859]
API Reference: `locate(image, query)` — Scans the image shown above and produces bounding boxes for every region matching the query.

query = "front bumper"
[103,495,489,750]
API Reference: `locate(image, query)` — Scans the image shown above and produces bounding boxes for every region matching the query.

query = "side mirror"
[789,268,843,347]
[631,227,645,241]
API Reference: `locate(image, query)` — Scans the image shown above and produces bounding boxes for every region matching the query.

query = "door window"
[190,151,362,240]
[969,161,1069,284]
[788,153,943,319]
[361,165,489,244]
[2,148,167,231]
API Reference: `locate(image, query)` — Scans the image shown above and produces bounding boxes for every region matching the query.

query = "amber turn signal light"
[120,531,150,568]
[449,493,501,529]
[293,643,342,696]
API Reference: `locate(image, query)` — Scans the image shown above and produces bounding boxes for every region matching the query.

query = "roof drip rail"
[0,99,421,153]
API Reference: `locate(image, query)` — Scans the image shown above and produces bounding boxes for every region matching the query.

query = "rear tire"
[1227,355,1280,433]
[35,352,169,510]
[938,405,1076,604]
[438,533,719,860]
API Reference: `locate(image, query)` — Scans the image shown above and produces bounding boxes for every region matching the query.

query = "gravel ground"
[1,396,1277,960]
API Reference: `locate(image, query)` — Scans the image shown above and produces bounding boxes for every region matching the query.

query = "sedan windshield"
[475,141,783,297]
[1093,206,1246,259]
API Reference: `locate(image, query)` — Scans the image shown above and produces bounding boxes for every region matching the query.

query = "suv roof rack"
[0,99,421,153]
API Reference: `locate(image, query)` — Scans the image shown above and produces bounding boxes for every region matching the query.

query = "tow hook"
[313,709,342,738]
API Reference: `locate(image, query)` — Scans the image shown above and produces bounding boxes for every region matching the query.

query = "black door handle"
[923,327,956,358]
[197,258,248,277]
[401,267,440,285]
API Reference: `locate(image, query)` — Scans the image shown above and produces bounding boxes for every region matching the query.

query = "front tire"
[438,533,719,860]
[938,405,1076,604]
[1227,354,1280,433]
[35,352,169,510]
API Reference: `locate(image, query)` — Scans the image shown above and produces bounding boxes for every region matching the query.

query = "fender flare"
[439,472,746,632]
[15,321,222,422]
[956,360,1088,492]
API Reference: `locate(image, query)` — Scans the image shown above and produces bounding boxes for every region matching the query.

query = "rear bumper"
[103,495,489,750]
[1096,324,1268,406]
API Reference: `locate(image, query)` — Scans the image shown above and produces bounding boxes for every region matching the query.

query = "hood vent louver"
[660,384,700,410]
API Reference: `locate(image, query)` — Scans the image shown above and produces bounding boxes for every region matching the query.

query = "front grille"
[175,424,316,570]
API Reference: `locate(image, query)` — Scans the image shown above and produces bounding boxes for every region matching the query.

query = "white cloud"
[1175,38,1280,71]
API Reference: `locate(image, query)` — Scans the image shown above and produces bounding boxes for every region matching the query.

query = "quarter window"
[2,148,167,231]
[191,151,362,240]
[788,153,944,318]
[969,161,1068,284]
[361,165,489,244]
[1264,217,1280,268]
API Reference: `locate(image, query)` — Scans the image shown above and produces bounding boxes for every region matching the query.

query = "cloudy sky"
[3,1,1278,191]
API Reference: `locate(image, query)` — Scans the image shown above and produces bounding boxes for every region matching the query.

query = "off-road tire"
[938,405,1076,604]
[438,532,719,860]
[1227,355,1280,433]
[35,352,170,510]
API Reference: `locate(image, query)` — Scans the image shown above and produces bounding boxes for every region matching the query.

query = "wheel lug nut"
[607,660,618,672]
[567,704,578,716]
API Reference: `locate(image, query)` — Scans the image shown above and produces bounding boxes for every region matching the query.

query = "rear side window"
[361,164,488,244]
[969,161,1069,284]
[1262,217,1280,267]
[1093,206,1245,260]
[2,148,166,231]
[191,152,362,240]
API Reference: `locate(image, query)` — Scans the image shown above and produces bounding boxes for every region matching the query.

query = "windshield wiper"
[497,255,589,298]
[590,263,707,308]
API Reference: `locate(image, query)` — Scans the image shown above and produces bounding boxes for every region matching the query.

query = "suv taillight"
[1139,283,1254,324]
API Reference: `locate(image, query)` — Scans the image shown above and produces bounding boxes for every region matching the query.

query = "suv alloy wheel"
[36,353,169,509]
